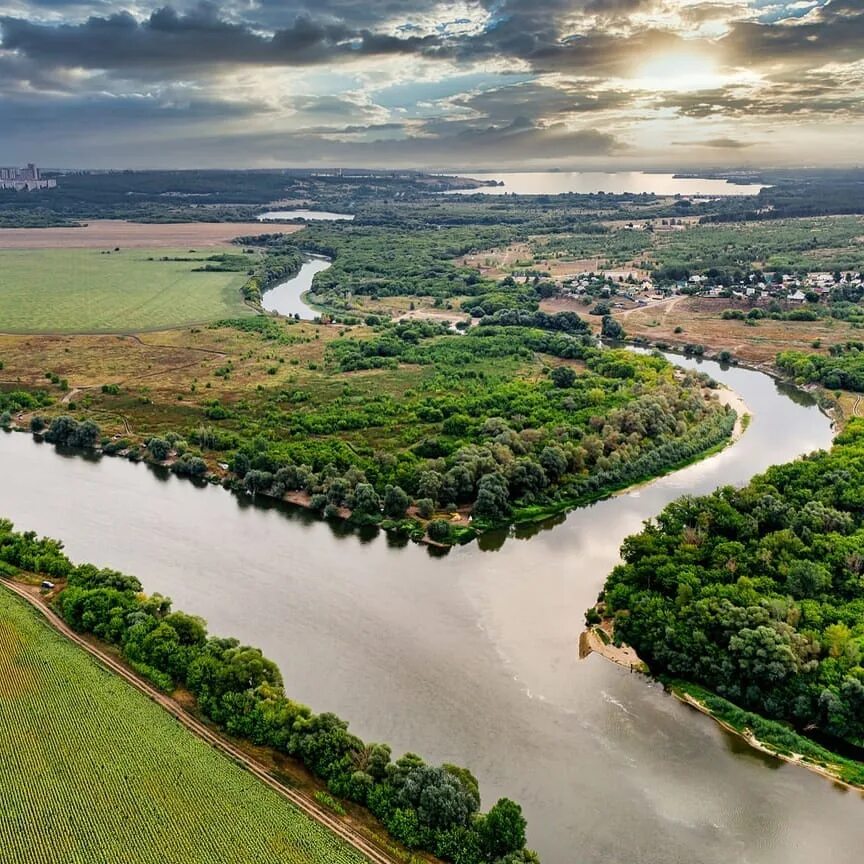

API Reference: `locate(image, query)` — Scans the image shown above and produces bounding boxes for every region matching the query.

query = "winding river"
[1,355,861,863]
[261,256,331,319]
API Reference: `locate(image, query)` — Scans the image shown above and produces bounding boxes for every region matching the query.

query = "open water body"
[1,355,861,863]
[448,171,765,197]
[258,210,354,221]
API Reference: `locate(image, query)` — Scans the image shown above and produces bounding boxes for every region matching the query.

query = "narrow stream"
[1,355,860,864]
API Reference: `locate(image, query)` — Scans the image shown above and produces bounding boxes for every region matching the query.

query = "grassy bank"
[669,680,864,788]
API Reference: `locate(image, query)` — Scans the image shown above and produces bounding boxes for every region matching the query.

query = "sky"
[1,0,862,169]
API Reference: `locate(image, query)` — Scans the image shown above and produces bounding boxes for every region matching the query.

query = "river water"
[261,256,331,319]
[258,210,354,222]
[1,355,861,863]
[447,171,765,197]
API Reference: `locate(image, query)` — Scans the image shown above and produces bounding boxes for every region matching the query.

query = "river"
[447,171,765,197]
[261,256,331,319]
[258,209,354,222]
[1,355,861,864]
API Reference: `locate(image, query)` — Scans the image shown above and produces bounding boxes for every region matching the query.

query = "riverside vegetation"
[6,318,736,545]
[0,520,535,864]
[0,587,370,864]
[598,420,864,779]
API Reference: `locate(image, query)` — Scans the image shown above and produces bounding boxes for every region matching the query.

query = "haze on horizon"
[0,0,861,170]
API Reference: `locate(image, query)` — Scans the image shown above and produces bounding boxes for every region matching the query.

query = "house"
[788,290,807,303]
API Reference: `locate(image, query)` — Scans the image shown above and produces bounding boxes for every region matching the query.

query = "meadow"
[0,248,254,333]
[0,586,369,864]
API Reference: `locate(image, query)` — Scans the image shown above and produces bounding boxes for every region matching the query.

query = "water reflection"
[1,355,859,864]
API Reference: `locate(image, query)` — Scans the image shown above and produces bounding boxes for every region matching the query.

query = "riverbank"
[0,576,404,864]
[670,682,864,792]
[581,622,864,793]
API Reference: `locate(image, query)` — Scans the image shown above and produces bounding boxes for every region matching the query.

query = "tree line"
[0,520,536,864]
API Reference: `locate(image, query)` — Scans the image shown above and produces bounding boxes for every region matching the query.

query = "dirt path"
[618,294,685,320]
[0,578,400,864]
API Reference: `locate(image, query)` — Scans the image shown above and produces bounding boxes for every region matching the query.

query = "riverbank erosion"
[580,615,864,791]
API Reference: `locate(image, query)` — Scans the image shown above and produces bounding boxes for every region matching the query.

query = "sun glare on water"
[631,51,724,92]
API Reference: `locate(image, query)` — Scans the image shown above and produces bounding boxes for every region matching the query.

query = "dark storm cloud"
[0,3,440,70]
[720,0,864,65]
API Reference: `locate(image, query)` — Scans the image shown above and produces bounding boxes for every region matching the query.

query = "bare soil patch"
[0,220,301,250]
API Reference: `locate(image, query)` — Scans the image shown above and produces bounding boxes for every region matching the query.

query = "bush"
[427,520,453,543]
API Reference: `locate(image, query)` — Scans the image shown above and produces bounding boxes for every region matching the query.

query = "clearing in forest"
[0,587,369,864]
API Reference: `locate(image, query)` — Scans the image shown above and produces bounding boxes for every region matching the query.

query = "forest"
[777,344,864,393]
[601,420,864,750]
[0,520,535,864]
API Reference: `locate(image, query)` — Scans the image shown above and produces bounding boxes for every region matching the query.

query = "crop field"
[0,220,300,250]
[0,248,254,334]
[0,587,369,864]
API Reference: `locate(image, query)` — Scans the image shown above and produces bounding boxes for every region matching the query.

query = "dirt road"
[0,578,401,864]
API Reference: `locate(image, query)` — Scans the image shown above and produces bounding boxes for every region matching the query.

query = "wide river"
[448,171,765,197]
[1,355,861,863]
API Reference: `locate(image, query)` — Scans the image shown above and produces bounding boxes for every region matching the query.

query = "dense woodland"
[0,522,534,863]
[602,421,864,749]
[778,343,864,393]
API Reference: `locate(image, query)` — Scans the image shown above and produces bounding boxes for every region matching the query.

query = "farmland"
[0,248,255,333]
[0,585,370,864]
[0,220,300,249]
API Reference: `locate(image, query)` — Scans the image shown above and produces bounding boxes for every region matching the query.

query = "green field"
[0,587,368,864]
[0,249,253,333]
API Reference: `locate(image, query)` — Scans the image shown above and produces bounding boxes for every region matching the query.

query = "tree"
[383,485,410,519]
[600,315,625,340]
[427,520,453,543]
[397,765,478,833]
[147,437,171,461]
[473,473,510,521]
[550,366,576,388]
[481,798,527,860]
[353,483,381,516]
[786,559,832,598]
[416,498,435,519]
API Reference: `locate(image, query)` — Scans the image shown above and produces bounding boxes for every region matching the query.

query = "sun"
[631,51,724,92]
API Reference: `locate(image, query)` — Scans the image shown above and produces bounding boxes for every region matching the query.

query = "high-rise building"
[0,163,56,191]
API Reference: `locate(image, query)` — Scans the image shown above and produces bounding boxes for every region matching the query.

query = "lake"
[1,355,860,864]
[447,171,765,196]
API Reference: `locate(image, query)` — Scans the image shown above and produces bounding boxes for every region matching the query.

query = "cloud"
[671,137,757,148]
[1,0,862,167]
[0,3,441,71]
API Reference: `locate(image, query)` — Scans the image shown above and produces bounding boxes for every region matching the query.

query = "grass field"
[0,587,369,864]
[0,248,254,333]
